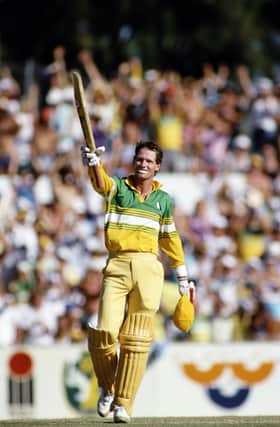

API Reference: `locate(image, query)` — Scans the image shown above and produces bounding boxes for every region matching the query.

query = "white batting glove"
[175,265,195,303]
[177,278,195,302]
[81,145,105,167]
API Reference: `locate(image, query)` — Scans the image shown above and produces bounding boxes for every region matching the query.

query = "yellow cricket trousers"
[97,252,164,338]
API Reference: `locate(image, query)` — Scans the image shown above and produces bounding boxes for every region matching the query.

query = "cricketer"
[81,140,195,423]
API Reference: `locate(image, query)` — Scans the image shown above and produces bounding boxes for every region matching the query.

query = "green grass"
[0,416,280,427]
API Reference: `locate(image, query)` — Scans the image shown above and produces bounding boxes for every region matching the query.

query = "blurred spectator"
[148,74,187,172]
[248,301,274,340]
[250,77,279,153]
[115,119,142,176]
[226,134,252,172]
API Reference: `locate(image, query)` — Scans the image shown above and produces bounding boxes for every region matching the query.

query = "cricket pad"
[172,294,195,332]
[114,313,154,415]
[88,327,118,395]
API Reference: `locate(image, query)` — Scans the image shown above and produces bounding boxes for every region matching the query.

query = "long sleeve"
[159,227,185,269]
[158,198,185,269]
[88,163,114,197]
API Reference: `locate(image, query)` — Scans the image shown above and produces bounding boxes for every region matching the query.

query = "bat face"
[71,71,96,152]
[72,71,104,190]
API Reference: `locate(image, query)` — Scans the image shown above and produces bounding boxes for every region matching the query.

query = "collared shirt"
[89,165,185,268]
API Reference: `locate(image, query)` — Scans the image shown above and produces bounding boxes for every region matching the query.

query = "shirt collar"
[125,175,162,192]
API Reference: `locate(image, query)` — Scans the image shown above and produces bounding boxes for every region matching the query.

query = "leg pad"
[114,313,154,415]
[88,327,118,395]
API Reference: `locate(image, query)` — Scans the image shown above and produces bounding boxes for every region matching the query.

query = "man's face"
[133,148,160,181]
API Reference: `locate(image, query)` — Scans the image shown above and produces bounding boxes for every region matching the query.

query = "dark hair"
[134,141,163,164]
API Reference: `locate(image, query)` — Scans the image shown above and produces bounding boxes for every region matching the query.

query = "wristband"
[175,265,188,279]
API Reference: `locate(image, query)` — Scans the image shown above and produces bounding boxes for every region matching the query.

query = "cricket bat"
[71,70,104,189]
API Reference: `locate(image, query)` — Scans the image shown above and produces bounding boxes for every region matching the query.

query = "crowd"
[0,46,280,346]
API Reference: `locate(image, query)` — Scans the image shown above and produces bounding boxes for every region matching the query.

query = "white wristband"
[175,265,188,278]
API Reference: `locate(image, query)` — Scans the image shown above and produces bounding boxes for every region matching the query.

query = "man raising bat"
[81,137,195,421]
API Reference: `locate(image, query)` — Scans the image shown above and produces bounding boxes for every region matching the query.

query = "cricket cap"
[172,294,195,333]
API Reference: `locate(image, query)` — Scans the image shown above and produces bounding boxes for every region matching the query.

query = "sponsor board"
[0,343,279,419]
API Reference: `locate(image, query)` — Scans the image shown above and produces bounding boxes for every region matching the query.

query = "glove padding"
[177,278,195,303]
[81,145,105,167]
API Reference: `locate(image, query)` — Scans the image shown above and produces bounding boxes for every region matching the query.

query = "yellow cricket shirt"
[89,165,185,268]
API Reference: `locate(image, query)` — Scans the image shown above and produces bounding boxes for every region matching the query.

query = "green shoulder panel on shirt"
[111,176,173,220]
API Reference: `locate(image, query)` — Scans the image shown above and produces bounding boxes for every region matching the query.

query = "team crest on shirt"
[64,351,99,413]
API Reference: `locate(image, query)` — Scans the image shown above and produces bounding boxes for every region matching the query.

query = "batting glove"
[175,265,195,303]
[81,145,105,167]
